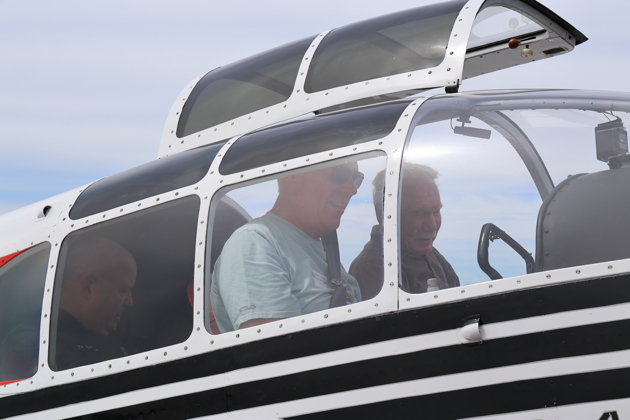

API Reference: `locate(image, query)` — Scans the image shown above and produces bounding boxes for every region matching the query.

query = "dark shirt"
[349,225,459,300]
[53,309,128,371]
[0,323,39,381]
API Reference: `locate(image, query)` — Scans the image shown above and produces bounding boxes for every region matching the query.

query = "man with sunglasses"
[211,162,363,333]
[350,163,459,300]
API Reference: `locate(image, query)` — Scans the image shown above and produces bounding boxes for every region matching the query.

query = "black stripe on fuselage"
[285,367,630,420]
[3,273,630,419]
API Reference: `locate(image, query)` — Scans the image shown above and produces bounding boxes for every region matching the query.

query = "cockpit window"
[0,243,50,383]
[467,6,544,50]
[219,101,408,175]
[50,196,199,371]
[177,36,316,138]
[304,0,466,93]
[70,142,223,220]
[206,154,386,334]
[403,91,630,289]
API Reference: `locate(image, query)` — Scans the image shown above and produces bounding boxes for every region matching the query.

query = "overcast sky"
[1,0,629,216]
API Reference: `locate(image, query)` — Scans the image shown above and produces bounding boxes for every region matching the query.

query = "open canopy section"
[159,0,586,159]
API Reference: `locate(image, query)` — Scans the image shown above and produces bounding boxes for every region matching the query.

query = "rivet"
[406,298,410,302]
[388,193,392,197]
[365,82,369,85]
[297,90,300,93]
[108,364,112,368]
[450,51,454,55]
[407,74,411,77]
[329,153,333,156]
[284,164,287,167]
[91,368,94,371]
[197,264,201,268]
[434,295,438,299]
[379,142,383,145]
[375,303,379,307]
[120,209,123,212]
[197,287,200,291]
[609,265,613,269]
[231,122,234,125]
[240,174,244,178]
[211,340,214,344]
[546,274,551,279]
[390,282,394,286]
[353,148,357,151]
[388,262,392,267]
[387,215,392,219]
[85,220,88,223]
[51,376,54,380]
[545,230,548,234]
[156,198,160,202]
[576,269,581,274]
[164,352,167,356]
[257,329,261,333]
[279,324,283,328]
[184,346,188,351]
[387,238,391,243]
[197,311,200,315]
[545,252,549,256]
[197,327,200,331]
[44,314,47,318]
[43,340,46,344]
[138,203,141,207]
[428,71,432,74]
[301,319,305,323]
[447,68,451,71]
[398,129,402,132]
[461,290,465,293]
[389,171,394,175]
[199,242,202,245]
[306,158,310,162]
[262,169,265,173]
[345,87,348,90]
[489,284,493,288]
[324,314,328,318]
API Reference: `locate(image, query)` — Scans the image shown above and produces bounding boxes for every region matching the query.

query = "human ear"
[79,276,98,300]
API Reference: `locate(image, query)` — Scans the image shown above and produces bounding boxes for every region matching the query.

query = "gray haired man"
[349,163,459,299]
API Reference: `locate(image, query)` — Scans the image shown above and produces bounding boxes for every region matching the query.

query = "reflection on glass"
[305,1,465,92]
[0,243,50,382]
[468,6,543,50]
[208,154,386,333]
[177,36,315,137]
[50,196,199,371]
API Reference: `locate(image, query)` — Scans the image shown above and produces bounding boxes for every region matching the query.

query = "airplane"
[2,0,630,419]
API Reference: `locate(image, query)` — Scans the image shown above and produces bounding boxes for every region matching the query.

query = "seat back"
[535,167,630,271]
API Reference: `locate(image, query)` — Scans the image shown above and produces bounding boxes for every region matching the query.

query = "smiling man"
[54,236,136,370]
[350,163,459,299]
[211,161,363,333]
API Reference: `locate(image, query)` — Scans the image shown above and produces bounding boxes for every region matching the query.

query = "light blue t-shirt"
[211,212,361,332]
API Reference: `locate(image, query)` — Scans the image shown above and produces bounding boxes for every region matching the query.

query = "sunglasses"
[329,166,364,189]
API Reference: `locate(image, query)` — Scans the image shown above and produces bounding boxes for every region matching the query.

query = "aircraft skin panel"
[4,272,630,418]
[0,185,86,257]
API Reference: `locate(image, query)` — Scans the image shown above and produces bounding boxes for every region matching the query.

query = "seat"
[534,167,630,272]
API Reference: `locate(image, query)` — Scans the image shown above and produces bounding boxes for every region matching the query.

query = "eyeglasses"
[329,166,364,189]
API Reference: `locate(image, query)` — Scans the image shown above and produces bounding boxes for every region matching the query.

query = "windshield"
[402,91,630,288]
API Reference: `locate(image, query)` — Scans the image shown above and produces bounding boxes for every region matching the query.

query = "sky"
[1,0,630,216]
